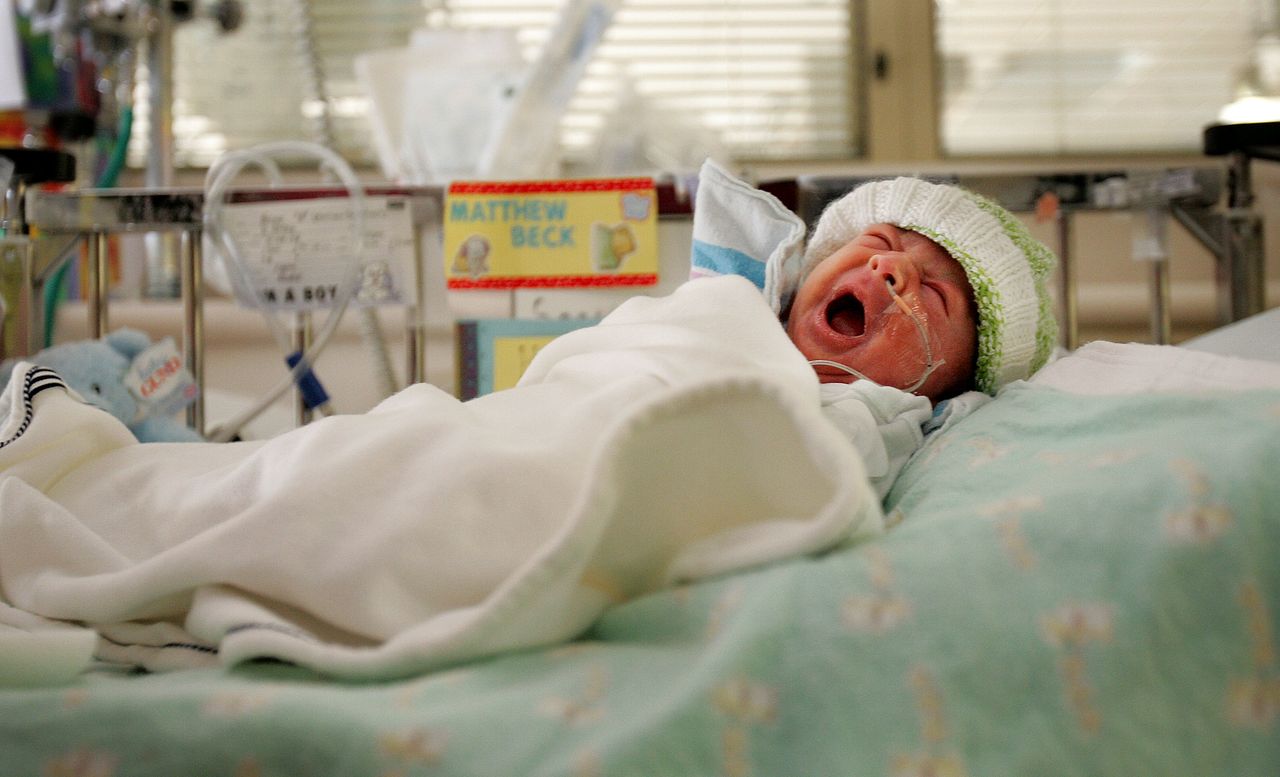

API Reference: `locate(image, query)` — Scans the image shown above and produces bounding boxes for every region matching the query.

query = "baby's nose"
[868,253,916,292]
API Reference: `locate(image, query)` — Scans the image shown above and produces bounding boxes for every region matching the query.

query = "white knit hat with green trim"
[802,177,1058,395]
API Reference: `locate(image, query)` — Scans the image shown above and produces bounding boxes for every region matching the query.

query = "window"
[448,0,856,162]
[936,0,1265,155]
[134,0,430,168]
[136,0,857,171]
[135,1,1265,168]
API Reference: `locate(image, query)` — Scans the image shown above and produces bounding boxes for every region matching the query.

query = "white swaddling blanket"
[1029,340,1280,394]
[0,276,880,682]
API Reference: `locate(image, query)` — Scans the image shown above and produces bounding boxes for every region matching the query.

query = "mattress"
[1182,306,1280,363]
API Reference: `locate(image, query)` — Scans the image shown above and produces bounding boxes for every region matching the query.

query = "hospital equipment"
[200,140,367,440]
[9,156,1272,436]
[0,146,75,356]
[18,179,443,434]
[0,0,245,357]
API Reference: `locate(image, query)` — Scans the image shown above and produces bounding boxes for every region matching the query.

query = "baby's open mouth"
[825,293,866,337]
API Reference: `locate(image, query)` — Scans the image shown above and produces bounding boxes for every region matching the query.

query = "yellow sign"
[491,335,561,392]
[444,178,658,289]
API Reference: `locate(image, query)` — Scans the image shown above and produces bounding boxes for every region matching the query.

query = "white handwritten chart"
[218,196,417,311]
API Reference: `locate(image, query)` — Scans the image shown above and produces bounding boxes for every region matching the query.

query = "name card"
[444,178,658,289]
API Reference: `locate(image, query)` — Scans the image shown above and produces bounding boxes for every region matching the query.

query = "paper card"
[124,338,198,419]
[217,195,417,311]
[490,335,563,392]
[444,178,658,289]
[456,318,599,399]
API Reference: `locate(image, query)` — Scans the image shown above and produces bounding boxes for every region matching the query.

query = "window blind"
[445,0,855,162]
[936,0,1264,155]
[131,0,856,170]
[132,0,429,168]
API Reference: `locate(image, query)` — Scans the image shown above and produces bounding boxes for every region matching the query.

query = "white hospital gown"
[818,382,931,500]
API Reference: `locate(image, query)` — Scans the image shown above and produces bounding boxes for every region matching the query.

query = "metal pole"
[86,232,110,337]
[1223,151,1266,323]
[405,312,425,386]
[1055,209,1078,350]
[146,5,174,189]
[294,312,313,426]
[0,239,33,360]
[1137,206,1172,345]
[146,2,179,298]
[406,226,427,385]
[181,229,205,434]
[1149,258,1172,345]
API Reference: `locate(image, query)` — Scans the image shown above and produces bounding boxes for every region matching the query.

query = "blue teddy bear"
[0,328,204,442]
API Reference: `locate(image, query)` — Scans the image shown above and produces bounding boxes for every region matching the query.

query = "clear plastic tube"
[201,141,367,442]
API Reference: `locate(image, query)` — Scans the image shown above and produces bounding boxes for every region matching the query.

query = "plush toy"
[0,328,204,442]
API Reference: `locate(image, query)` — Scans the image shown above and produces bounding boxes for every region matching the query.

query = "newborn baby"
[693,165,1057,401]
[691,164,1058,494]
[784,221,979,403]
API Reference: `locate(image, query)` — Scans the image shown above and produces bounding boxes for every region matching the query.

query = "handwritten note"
[218,196,416,311]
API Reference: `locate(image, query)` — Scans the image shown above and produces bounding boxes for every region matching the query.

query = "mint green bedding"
[3,382,1278,777]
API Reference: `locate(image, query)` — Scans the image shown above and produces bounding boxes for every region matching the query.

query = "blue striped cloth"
[688,159,807,315]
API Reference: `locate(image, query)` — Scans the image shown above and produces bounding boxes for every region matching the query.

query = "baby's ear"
[104,328,153,360]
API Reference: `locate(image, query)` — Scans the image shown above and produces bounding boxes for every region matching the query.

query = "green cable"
[97,105,133,190]
[42,105,133,347]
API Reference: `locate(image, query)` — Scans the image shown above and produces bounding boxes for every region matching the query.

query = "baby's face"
[784,223,978,402]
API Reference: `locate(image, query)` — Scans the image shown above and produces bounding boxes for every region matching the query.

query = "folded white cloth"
[0,602,97,686]
[1028,340,1280,394]
[689,159,807,315]
[1181,306,1280,364]
[0,276,880,682]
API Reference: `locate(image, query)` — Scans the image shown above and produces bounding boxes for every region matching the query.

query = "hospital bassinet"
[0,161,1278,777]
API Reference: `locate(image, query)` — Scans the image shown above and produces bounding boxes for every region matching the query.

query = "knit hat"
[802,177,1058,395]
